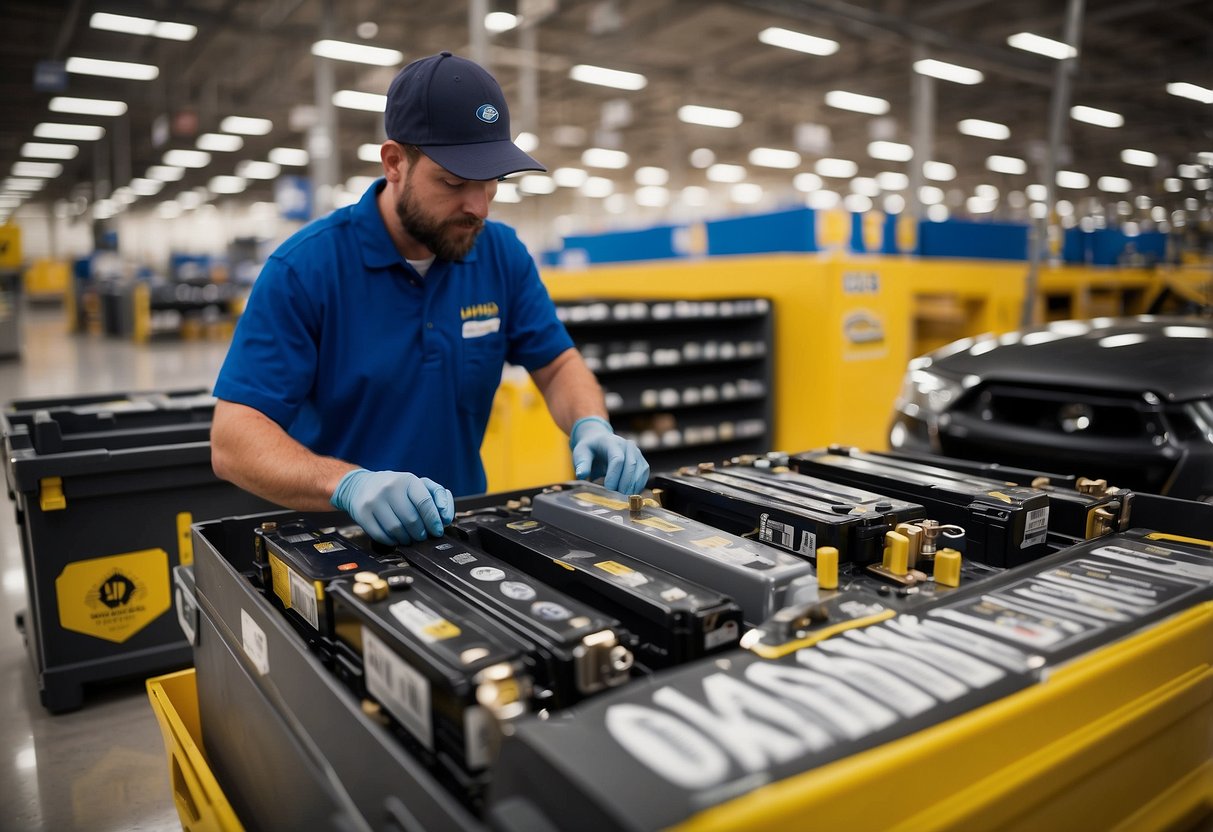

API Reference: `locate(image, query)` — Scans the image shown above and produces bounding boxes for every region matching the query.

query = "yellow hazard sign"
[56,549,171,643]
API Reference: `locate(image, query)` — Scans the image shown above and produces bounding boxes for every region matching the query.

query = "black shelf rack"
[554,297,774,469]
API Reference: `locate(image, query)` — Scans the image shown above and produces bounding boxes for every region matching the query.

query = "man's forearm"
[530,348,608,434]
[211,400,357,510]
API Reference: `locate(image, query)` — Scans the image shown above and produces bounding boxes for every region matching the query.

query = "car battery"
[791,447,1051,568]
[457,513,743,669]
[401,535,633,708]
[871,449,1132,542]
[2,388,276,712]
[653,461,924,566]
[530,483,819,625]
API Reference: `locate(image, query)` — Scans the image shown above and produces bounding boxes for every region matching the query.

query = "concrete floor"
[1,305,232,832]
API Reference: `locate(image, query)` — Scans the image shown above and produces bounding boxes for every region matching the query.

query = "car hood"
[925,316,1213,403]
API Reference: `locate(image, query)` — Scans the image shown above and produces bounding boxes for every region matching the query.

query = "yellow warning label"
[177,511,194,566]
[313,541,343,553]
[594,560,635,576]
[573,492,630,511]
[634,516,684,533]
[691,535,733,548]
[424,619,461,640]
[554,560,576,571]
[56,549,171,643]
[987,491,1014,504]
[269,554,291,607]
[507,519,541,531]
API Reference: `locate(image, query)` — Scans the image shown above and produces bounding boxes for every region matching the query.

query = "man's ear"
[381,141,407,183]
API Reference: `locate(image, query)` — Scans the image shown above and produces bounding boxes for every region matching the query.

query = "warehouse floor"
[1,306,231,832]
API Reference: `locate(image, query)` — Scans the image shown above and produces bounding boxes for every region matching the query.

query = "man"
[211,51,648,545]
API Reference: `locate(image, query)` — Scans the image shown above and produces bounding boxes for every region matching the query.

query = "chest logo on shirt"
[461,301,501,339]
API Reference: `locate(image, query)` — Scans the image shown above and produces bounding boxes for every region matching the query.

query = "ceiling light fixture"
[553,167,589,188]
[33,123,105,141]
[208,176,247,194]
[1055,170,1089,189]
[89,12,196,41]
[1006,32,1076,59]
[65,56,159,80]
[581,147,629,169]
[757,26,839,56]
[237,161,282,180]
[49,96,127,117]
[986,155,1027,175]
[569,64,648,91]
[196,133,243,152]
[958,118,1010,140]
[1120,148,1158,167]
[678,105,743,128]
[485,12,519,33]
[824,90,889,115]
[748,147,801,169]
[1070,105,1124,128]
[163,149,212,168]
[21,142,79,160]
[11,161,62,178]
[706,163,747,183]
[1165,82,1213,104]
[1097,176,1131,193]
[815,158,858,178]
[581,177,614,198]
[923,161,957,181]
[868,141,913,162]
[912,59,983,85]
[269,147,309,166]
[793,172,823,192]
[146,165,185,181]
[311,39,404,66]
[332,90,387,112]
[876,171,909,190]
[514,132,539,153]
[731,183,764,204]
[634,166,669,186]
[357,143,381,163]
[221,116,273,135]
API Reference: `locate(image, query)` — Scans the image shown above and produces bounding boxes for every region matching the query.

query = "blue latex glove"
[569,416,650,495]
[330,469,454,545]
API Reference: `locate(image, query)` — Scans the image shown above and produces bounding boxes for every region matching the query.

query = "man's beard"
[395,181,485,262]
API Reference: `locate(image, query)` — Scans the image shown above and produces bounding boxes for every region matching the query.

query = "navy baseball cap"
[384,51,545,181]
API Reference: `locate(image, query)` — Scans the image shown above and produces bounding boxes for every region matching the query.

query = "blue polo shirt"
[213,178,573,496]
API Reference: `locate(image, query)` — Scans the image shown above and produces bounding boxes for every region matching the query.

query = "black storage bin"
[2,389,277,712]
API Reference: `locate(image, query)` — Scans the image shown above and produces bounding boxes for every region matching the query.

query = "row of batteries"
[249,445,1209,817]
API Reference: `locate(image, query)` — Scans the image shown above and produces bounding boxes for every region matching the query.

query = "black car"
[888,316,1213,501]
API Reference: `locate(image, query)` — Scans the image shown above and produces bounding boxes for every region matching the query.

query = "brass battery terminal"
[475,661,530,722]
[916,519,966,561]
[1075,477,1109,497]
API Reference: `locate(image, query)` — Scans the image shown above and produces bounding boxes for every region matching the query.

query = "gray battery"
[531,484,818,623]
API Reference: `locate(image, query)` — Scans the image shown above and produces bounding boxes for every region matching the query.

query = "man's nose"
[463,184,491,218]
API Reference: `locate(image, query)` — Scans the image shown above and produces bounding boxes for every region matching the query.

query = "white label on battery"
[389,599,456,643]
[703,619,739,651]
[470,566,505,582]
[281,532,315,544]
[758,513,795,550]
[463,705,492,770]
[1021,507,1049,548]
[451,552,477,565]
[1092,545,1213,583]
[798,530,817,556]
[363,627,432,750]
[287,568,319,631]
[240,609,270,676]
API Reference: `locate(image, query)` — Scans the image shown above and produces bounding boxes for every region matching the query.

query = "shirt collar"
[353,177,480,269]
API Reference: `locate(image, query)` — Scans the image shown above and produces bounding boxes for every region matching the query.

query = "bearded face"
[394,163,486,261]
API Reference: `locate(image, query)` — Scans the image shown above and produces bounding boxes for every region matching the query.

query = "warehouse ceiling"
[1,0,1210,228]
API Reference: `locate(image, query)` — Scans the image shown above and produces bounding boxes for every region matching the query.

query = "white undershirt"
[406,255,437,277]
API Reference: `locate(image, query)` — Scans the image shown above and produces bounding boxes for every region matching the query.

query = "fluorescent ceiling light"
[177,191,205,209]
[514,132,539,153]
[163,149,212,168]
[919,185,945,204]
[1070,105,1123,128]
[706,163,747,183]
[581,147,629,169]
[357,143,381,163]
[967,196,996,213]
[236,161,281,180]
[49,96,127,117]
[634,166,669,186]
[1026,184,1047,201]
[850,177,880,197]
[269,147,309,166]
[65,56,158,80]
[913,59,983,85]
[883,194,906,214]
[868,141,912,162]
[146,165,185,181]
[312,39,403,66]
[553,167,588,188]
[806,190,840,210]
[1006,32,1076,60]
[1097,176,1131,193]
[731,183,764,205]
[196,133,243,152]
[34,122,104,141]
[877,171,908,190]
[986,155,1027,175]
[681,186,710,207]
[844,193,873,213]
[581,177,614,198]
[975,184,999,200]
[21,142,78,160]
[485,12,519,33]
[1164,178,1182,192]
[678,105,742,128]
[757,26,839,56]
[1056,170,1089,189]
[208,176,247,194]
[1121,148,1158,167]
[220,116,273,135]
[1177,164,1200,178]
[111,186,135,204]
[958,118,1010,140]
[157,202,183,219]
[824,90,889,115]
[569,64,648,91]
[130,178,164,196]
[923,161,956,181]
[635,186,670,208]
[793,172,823,192]
[519,175,556,195]
[689,148,716,168]
[494,182,521,203]
[1166,82,1213,105]
[4,179,45,191]
[816,158,858,178]
[90,12,196,40]
[332,90,387,112]
[12,161,62,178]
[748,147,801,169]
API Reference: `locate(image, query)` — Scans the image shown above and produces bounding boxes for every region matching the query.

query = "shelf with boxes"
[554,297,773,467]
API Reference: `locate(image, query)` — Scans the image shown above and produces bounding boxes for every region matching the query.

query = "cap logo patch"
[476,104,500,123]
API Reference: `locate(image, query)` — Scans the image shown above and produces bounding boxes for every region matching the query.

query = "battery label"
[463,706,492,770]
[1091,544,1213,583]
[363,627,432,750]
[931,593,1100,651]
[1021,507,1050,548]
[634,516,685,533]
[573,492,631,511]
[594,560,650,587]
[313,540,345,553]
[287,568,319,630]
[758,513,795,550]
[389,599,462,642]
[281,532,315,544]
[799,531,817,556]
[703,619,739,651]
